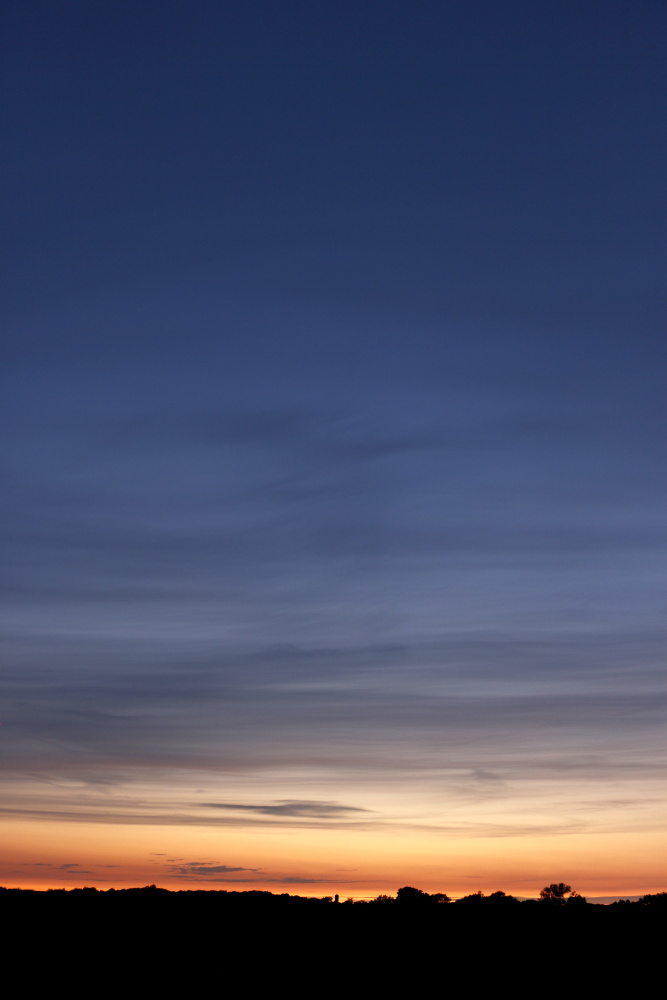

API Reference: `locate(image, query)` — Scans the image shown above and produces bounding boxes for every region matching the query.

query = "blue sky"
[1,1,665,892]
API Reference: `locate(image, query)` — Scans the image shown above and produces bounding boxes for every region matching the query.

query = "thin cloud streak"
[200,801,371,818]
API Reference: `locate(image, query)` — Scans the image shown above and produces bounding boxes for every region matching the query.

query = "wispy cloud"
[199,800,370,819]
[157,859,358,886]
[166,862,260,877]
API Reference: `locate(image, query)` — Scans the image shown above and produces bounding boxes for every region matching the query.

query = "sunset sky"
[2,0,665,900]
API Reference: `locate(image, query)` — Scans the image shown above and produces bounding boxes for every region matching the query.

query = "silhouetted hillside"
[4,883,663,990]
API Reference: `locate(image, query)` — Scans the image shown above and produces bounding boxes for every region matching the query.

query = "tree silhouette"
[539,882,572,905]
[457,891,486,903]
[458,890,519,904]
[638,891,667,906]
[396,886,449,904]
[396,886,430,903]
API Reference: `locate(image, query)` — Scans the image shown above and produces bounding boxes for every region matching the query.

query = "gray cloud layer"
[2,285,664,844]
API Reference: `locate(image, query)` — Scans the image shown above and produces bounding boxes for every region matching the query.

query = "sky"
[1,0,665,899]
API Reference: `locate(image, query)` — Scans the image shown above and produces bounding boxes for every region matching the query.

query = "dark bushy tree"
[540,882,570,904]
[396,886,430,903]
[638,891,667,906]
[457,890,519,904]
[395,886,450,904]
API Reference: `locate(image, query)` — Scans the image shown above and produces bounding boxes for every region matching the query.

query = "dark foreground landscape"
[5,883,664,989]
[4,882,666,907]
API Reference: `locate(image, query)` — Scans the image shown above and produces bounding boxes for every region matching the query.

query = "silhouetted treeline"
[4,882,662,991]
[1,883,664,906]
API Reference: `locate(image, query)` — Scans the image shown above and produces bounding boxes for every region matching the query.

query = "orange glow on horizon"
[2,816,665,901]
